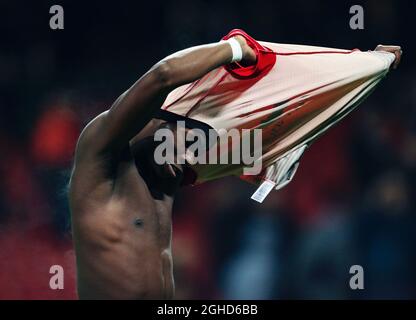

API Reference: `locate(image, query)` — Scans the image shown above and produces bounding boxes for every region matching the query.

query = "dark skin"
[68,39,401,299]
[69,36,256,299]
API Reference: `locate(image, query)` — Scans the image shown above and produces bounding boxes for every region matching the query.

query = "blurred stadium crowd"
[0,0,415,299]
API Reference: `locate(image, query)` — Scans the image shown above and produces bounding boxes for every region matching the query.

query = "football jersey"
[159,32,395,201]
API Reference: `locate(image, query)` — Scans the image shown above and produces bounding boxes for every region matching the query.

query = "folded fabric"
[158,30,395,201]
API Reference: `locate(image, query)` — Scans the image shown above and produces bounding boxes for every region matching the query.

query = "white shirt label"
[250,180,276,203]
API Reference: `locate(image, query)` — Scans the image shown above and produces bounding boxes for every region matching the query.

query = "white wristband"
[222,38,243,63]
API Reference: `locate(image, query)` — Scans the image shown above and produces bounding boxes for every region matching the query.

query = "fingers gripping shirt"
[159,31,395,201]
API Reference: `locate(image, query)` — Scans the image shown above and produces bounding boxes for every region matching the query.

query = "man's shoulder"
[69,112,119,209]
[75,111,108,160]
[71,111,120,187]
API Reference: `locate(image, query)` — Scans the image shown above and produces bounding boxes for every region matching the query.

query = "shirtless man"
[68,35,257,299]
[68,31,401,299]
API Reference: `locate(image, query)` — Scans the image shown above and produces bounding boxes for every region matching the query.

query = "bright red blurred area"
[31,106,80,167]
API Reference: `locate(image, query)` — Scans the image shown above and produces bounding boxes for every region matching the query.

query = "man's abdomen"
[72,209,174,299]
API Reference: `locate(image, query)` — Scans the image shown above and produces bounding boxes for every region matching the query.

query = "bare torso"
[67,35,259,299]
[69,128,179,299]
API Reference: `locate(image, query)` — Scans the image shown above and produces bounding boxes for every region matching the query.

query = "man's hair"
[156,109,218,151]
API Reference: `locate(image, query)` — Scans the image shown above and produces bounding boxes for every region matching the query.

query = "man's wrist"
[221,38,243,63]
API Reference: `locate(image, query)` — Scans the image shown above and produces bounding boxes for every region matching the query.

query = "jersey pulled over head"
[157,29,395,202]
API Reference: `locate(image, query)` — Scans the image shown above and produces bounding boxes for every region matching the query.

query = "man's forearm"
[115,41,237,125]
[90,38,250,155]
[156,41,236,88]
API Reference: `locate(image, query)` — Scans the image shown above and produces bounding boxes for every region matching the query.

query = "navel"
[133,218,144,228]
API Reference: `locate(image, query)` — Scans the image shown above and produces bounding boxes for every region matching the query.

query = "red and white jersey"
[160,32,395,200]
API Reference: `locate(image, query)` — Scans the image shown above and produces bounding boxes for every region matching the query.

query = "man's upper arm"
[101,64,173,154]
[76,38,238,158]
[78,62,172,158]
